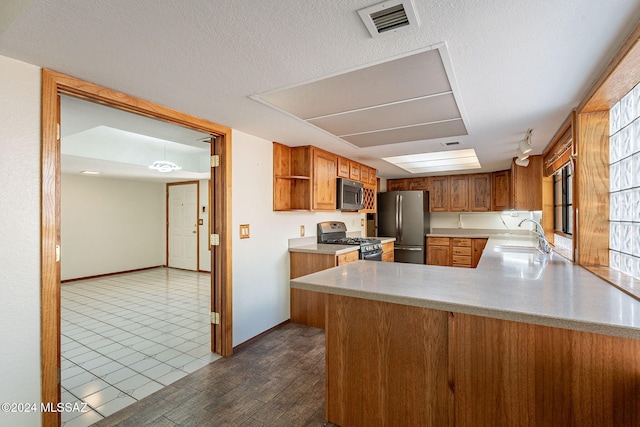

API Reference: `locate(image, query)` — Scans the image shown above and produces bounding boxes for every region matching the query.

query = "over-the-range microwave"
[336,178,364,211]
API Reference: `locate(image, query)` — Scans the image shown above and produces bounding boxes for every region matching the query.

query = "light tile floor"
[60,267,220,427]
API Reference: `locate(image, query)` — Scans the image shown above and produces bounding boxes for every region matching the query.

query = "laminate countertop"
[290,234,640,340]
[288,237,396,255]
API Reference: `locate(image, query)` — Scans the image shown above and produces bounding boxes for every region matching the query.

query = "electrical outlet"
[300,225,305,237]
[361,218,365,226]
[239,224,250,239]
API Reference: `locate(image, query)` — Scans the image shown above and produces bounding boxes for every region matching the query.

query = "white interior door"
[168,183,198,270]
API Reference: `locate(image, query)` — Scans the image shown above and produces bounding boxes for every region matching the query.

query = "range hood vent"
[358,0,419,38]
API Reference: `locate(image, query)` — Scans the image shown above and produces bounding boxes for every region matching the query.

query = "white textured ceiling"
[2,0,640,178]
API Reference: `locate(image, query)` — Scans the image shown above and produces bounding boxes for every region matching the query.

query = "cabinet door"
[450,175,469,212]
[491,170,511,211]
[427,245,451,266]
[360,166,370,184]
[429,177,450,212]
[387,179,409,191]
[369,168,377,186]
[382,242,394,262]
[312,149,337,211]
[409,177,430,190]
[349,161,361,181]
[337,156,350,178]
[469,173,492,212]
[472,238,488,268]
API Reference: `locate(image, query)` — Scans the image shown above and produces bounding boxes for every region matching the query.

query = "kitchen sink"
[493,244,542,254]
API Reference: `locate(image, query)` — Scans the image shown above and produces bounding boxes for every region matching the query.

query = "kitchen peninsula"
[291,235,640,426]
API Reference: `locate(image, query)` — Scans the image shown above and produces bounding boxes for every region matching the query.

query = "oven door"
[361,248,383,261]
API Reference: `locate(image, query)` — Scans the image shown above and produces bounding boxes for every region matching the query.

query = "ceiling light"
[383,148,481,173]
[514,129,533,167]
[81,170,101,175]
[518,139,532,155]
[149,160,182,173]
[516,148,530,160]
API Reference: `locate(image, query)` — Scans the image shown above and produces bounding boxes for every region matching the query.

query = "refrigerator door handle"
[398,194,403,241]
[395,195,400,239]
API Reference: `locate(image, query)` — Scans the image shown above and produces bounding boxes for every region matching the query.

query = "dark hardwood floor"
[93,323,330,427]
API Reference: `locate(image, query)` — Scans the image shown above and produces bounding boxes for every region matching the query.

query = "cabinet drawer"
[452,255,472,266]
[428,237,450,246]
[451,238,471,247]
[452,246,472,256]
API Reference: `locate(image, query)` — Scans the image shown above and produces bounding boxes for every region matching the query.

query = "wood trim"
[41,69,233,427]
[41,71,61,427]
[166,181,200,271]
[579,21,640,113]
[575,111,610,266]
[542,111,575,177]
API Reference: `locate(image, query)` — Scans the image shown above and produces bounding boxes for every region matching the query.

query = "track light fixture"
[515,129,533,167]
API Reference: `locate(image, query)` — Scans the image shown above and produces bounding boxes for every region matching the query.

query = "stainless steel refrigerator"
[377,191,430,264]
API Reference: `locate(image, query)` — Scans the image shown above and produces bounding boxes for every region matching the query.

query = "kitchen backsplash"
[430,211,543,231]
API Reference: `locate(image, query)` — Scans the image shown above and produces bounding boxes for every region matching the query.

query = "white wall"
[198,179,211,272]
[231,130,365,346]
[0,55,41,427]
[61,174,166,280]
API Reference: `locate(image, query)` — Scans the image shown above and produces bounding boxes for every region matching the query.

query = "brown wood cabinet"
[450,175,470,212]
[408,176,430,190]
[336,156,350,178]
[274,142,377,212]
[469,173,492,211]
[451,238,472,267]
[427,237,451,266]
[325,294,640,426]
[427,236,487,268]
[349,161,360,181]
[429,177,450,212]
[387,178,409,191]
[382,241,395,262]
[311,148,337,211]
[471,238,488,268]
[491,170,511,210]
[273,143,312,211]
[511,155,543,211]
[290,250,359,329]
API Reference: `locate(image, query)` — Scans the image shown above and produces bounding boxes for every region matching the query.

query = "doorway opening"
[41,69,233,427]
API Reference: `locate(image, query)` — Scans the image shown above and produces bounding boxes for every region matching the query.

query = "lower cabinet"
[291,243,394,328]
[325,294,640,426]
[427,237,488,268]
[382,241,395,262]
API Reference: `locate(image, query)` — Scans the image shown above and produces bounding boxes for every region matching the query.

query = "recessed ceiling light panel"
[383,148,481,173]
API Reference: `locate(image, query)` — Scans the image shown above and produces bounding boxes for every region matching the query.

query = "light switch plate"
[300,225,305,237]
[240,224,250,239]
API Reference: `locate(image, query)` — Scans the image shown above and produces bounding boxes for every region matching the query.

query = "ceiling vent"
[440,141,461,147]
[358,0,419,38]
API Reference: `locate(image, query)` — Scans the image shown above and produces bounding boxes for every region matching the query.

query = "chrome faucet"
[518,219,552,254]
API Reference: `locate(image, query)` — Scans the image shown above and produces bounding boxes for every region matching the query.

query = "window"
[609,83,640,279]
[553,164,573,235]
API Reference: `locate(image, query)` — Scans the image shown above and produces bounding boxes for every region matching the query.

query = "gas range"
[317,222,382,260]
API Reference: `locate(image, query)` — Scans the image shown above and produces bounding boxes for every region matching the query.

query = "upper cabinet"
[337,156,350,179]
[450,175,469,212]
[429,177,450,212]
[273,142,377,212]
[469,173,492,212]
[491,170,511,211]
[511,155,543,211]
[312,148,337,211]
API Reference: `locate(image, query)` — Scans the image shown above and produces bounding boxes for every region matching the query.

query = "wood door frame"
[41,69,233,427]
[166,181,200,271]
